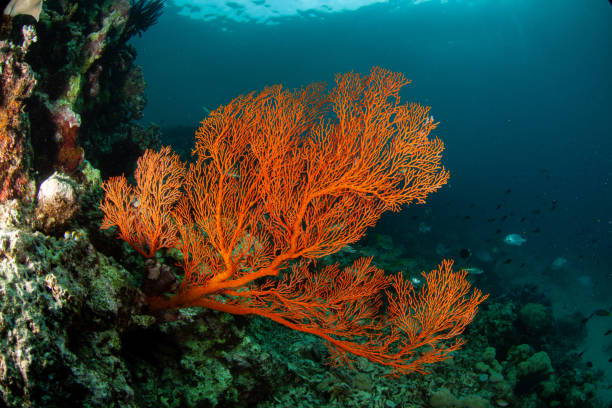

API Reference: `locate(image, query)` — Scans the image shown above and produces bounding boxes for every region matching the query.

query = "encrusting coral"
[100,67,488,376]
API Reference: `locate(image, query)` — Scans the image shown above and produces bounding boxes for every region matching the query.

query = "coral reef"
[0,24,37,202]
[0,1,604,407]
[0,215,141,406]
[1,0,161,200]
[22,0,161,178]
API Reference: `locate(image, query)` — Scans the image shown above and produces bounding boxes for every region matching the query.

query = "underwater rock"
[35,172,79,233]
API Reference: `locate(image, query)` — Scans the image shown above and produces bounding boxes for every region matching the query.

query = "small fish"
[586,361,593,368]
[577,350,586,358]
[604,329,612,336]
[496,229,502,234]
[503,258,512,265]
[502,215,508,221]
[582,309,612,324]
[504,233,526,246]
[519,263,525,268]
[504,189,511,194]
[464,267,484,275]
[464,215,472,220]
[520,217,526,222]
[496,204,502,210]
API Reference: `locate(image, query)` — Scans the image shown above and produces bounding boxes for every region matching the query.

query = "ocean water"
[131,0,612,402]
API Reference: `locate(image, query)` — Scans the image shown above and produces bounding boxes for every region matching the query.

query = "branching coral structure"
[100,67,487,376]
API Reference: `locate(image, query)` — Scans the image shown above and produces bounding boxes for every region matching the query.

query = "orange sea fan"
[100,67,486,375]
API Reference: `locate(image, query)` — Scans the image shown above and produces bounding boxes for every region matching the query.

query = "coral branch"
[100,146,186,257]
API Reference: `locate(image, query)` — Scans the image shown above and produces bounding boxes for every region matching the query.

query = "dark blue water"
[132,0,611,327]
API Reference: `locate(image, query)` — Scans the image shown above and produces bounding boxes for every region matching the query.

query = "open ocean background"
[131,0,612,400]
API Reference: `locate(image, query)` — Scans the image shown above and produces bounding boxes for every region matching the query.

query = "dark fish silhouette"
[459,249,471,259]
[582,308,612,323]
[503,258,512,264]
[604,329,612,336]
[505,189,512,194]
[496,204,502,210]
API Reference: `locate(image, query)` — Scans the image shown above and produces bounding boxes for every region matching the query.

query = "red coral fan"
[100,67,487,375]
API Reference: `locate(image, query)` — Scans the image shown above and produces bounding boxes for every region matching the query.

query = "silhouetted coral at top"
[122,0,165,41]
